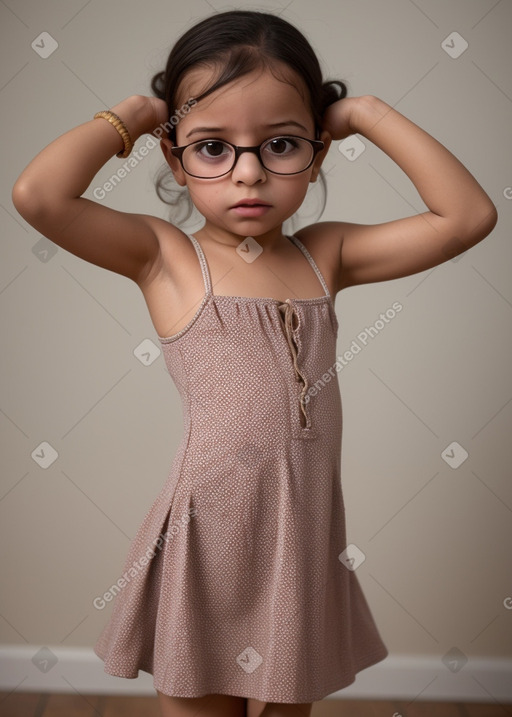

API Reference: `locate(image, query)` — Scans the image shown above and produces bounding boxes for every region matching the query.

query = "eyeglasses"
[170,135,325,179]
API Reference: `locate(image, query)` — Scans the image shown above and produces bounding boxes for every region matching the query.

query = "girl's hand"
[322,97,362,140]
[146,96,171,138]
[109,95,170,141]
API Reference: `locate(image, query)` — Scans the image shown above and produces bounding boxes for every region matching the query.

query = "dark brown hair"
[151,9,348,223]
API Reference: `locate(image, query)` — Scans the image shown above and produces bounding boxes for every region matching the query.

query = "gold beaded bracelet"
[93,110,134,158]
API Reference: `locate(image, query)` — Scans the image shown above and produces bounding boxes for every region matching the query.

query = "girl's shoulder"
[294,220,346,248]
[141,215,203,261]
[294,221,348,297]
[134,215,202,289]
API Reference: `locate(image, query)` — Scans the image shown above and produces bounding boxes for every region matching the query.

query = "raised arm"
[12,95,170,284]
[322,95,498,290]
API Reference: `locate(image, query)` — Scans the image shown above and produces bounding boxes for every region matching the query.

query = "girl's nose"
[230,152,267,184]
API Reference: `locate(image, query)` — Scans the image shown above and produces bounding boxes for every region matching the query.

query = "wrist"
[351,95,393,136]
[109,95,157,142]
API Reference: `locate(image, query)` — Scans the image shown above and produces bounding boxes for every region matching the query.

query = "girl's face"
[161,64,331,244]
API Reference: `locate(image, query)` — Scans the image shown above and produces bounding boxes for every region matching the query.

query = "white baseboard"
[1,646,511,704]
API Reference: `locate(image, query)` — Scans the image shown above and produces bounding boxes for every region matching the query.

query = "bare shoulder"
[133,214,198,288]
[130,215,209,338]
[293,221,348,296]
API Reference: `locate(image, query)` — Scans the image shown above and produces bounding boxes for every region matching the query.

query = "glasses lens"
[182,140,234,177]
[260,137,314,174]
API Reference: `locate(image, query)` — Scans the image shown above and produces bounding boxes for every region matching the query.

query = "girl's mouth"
[231,199,272,217]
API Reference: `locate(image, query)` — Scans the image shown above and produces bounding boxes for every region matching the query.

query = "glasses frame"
[170,134,325,179]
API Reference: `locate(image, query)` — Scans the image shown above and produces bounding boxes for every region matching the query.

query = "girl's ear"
[160,138,187,187]
[310,130,332,183]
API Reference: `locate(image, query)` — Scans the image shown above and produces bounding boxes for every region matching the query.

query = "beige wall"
[1,0,511,693]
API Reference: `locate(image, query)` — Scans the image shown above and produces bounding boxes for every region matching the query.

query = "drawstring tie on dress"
[278,299,310,428]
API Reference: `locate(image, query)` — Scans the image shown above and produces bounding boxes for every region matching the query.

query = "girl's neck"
[194,223,286,252]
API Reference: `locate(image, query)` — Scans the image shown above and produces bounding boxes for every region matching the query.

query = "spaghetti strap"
[287,234,331,298]
[186,233,212,296]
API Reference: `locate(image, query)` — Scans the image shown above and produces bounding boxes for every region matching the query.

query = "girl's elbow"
[487,202,498,233]
[463,197,498,246]
[476,199,498,238]
[12,178,45,222]
[12,178,32,215]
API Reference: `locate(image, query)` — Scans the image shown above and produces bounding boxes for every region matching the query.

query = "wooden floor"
[1,693,511,716]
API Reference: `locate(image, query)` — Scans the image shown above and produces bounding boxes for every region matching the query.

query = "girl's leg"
[156,691,246,717]
[246,698,313,717]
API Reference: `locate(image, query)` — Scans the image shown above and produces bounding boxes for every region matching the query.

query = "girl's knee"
[156,691,246,717]
[246,697,267,717]
[247,699,313,717]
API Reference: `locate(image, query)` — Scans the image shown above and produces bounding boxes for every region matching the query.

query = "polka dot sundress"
[93,232,388,703]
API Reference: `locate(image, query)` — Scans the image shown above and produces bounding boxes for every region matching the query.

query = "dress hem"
[93,644,389,704]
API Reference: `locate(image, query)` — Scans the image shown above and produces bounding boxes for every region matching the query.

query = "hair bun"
[150,70,166,100]
[321,79,348,111]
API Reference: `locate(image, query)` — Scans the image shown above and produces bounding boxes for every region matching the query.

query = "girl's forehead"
[177,65,312,119]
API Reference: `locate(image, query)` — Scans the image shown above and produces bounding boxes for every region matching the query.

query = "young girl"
[12,10,497,717]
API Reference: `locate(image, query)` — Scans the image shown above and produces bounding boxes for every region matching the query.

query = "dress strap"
[287,235,331,298]
[186,234,213,296]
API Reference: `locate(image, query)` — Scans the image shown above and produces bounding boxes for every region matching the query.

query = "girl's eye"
[194,141,231,159]
[265,137,299,155]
